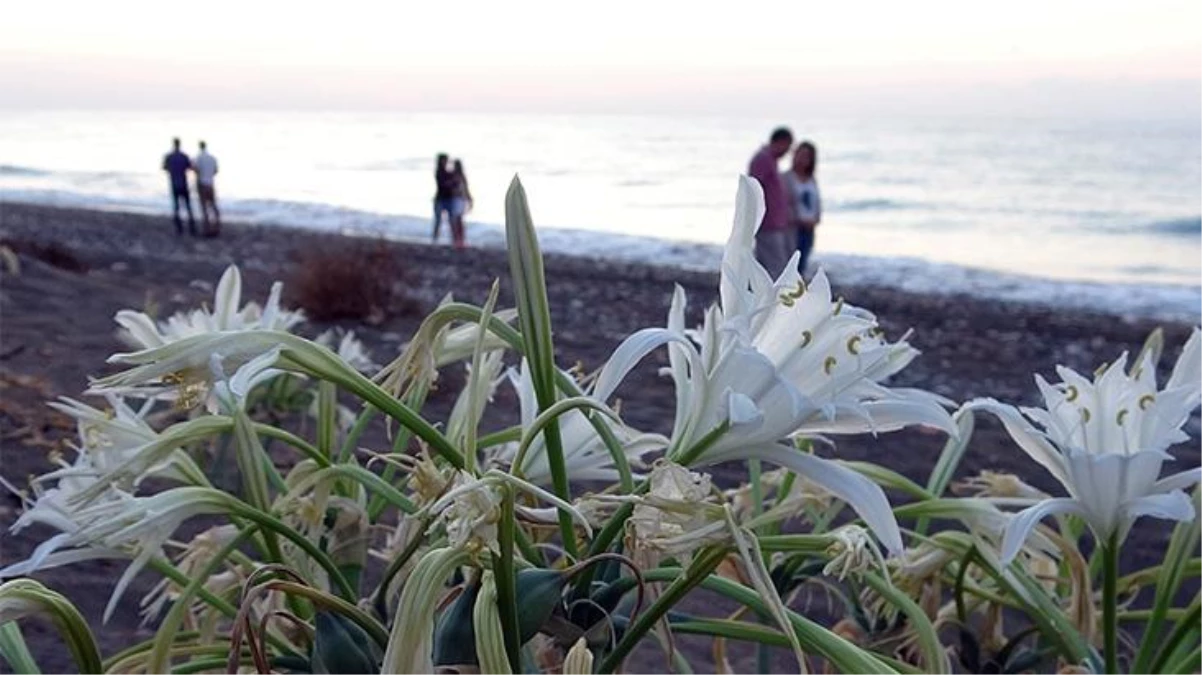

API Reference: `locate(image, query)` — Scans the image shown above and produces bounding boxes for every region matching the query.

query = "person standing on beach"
[432,153,455,243]
[783,141,821,275]
[162,138,197,236]
[748,127,794,276]
[193,141,221,238]
[449,159,472,250]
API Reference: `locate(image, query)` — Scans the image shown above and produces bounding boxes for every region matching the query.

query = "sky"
[1,0,1199,118]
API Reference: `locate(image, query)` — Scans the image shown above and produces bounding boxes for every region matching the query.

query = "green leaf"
[434,577,480,668]
[504,176,576,557]
[493,488,523,673]
[1136,486,1201,673]
[0,621,40,674]
[916,408,975,534]
[0,580,102,674]
[472,573,513,674]
[312,611,381,674]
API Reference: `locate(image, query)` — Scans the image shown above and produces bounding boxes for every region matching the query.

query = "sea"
[1,110,1199,322]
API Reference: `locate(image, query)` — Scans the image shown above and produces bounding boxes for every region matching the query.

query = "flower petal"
[1166,327,1201,394]
[1152,467,1202,494]
[965,398,1070,487]
[803,399,956,436]
[115,310,165,349]
[1001,498,1086,564]
[1124,491,1196,524]
[710,443,905,556]
[593,328,700,405]
[213,265,242,330]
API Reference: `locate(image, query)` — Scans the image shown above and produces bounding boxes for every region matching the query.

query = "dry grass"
[286,237,417,322]
[0,238,88,274]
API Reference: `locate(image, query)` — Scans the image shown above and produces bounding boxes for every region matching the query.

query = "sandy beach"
[1,201,1198,672]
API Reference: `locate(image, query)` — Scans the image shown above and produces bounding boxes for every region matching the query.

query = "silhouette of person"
[162,138,196,236]
[748,127,794,276]
[432,153,454,242]
[193,140,221,237]
[449,159,472,250]
[783,141,821,275]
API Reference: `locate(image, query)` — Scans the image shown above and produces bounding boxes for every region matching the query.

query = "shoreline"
[3,198,1200,324]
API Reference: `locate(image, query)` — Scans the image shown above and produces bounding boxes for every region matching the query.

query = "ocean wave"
[332,158,433,172]
[1146,217,1202,237]
[0,164,50,177]
[831,198,910,212]
[1,189,1197,322]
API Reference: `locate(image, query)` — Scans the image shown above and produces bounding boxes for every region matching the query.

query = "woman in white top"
[782,141,821,275]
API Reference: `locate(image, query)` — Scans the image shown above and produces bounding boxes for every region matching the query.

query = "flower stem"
[493,486,523,673]
[595,546,726,674]
[1103,531,1120,674]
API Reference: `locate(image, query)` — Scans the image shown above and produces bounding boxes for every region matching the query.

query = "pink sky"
[2,0,1198,118]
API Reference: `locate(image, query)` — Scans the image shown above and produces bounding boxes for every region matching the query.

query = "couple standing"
[748,127,822,278]
[162,137,222,237]
[432,154,473,250]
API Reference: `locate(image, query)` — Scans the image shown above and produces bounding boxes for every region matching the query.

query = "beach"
[1,201,1199,672]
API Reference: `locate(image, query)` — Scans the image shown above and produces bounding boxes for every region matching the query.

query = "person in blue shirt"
[162,138,197,235]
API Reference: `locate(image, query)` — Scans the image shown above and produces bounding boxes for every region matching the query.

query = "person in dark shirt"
[162,138,197,235]
[432,153,454,242]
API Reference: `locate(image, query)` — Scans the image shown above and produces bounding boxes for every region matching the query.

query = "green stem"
[147,527,258,673]
[372,516,432,618]
[493,488,523,673]
[367,383,428,520]
[596,547,726,674]
[1149,595,1201,673]
[223,499,355,601]
[338,404,377,463]
[253,423,328,466]
[1103,531,1120,674]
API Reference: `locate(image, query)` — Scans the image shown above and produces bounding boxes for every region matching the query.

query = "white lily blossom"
[484,359,664,487]
[47,395,200,482]
[967,328,1202,562]
[427,470,593,555]
[316,328,378,374]
[116,265,303,350]
[4,486,234,622]
[1,394,204,575]
[593,177,956,555]
[625,460,729,563]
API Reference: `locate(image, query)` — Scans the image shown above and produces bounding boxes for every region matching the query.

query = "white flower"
[47,395,199,482]
[426,470,593,555]
[116,265,302,350]
[210,347,285,412]
[316,328,378,374]
[626,461,728,562]
[484,359,663,487]
[593,177,955,555]
[91,325,294,407]
[967,328,1201,562]
[433,471,505,553]
[822,525,885,582]
[3,486,234,622]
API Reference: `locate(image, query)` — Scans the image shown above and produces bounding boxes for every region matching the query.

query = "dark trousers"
[797,227,815,275]
[198,184,220,236]
[172,189,197,235]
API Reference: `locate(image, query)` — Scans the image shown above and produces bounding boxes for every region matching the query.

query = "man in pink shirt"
[748,127,794,276]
